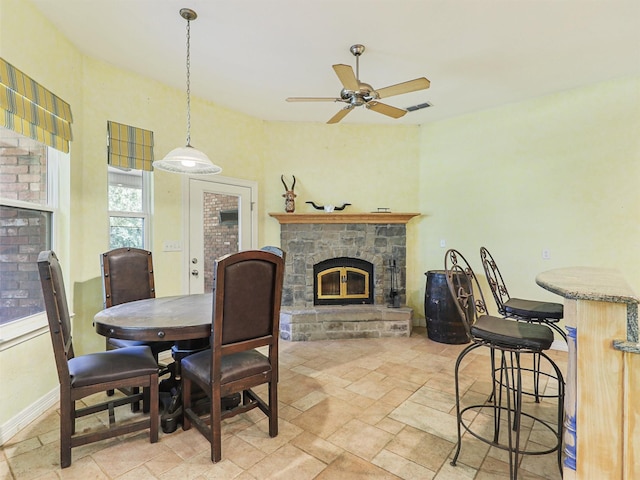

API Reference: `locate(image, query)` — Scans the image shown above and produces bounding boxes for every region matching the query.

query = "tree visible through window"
[108,166,150,249]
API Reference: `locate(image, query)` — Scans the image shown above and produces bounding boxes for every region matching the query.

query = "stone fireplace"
[270,212,419,341]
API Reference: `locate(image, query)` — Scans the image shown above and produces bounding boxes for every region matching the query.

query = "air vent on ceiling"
[406,102,433,112]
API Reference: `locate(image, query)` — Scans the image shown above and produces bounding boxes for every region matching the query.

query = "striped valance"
[0,57,73,153]
[107,121,154,172]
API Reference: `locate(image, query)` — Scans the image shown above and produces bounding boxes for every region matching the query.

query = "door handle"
[191,269,199,277]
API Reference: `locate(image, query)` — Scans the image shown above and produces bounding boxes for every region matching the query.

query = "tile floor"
[1,327,567,479]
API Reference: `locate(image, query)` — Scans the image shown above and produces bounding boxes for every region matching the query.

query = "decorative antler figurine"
[306,201,351,212]
[281,175,297,213]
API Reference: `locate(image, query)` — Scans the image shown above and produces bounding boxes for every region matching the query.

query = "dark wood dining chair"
[101,247,173,403]
[181,249,285,462]
[100,247,174,358]
[38,250,159,468]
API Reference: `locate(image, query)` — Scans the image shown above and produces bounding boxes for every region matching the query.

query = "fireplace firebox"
[313,257,374,305]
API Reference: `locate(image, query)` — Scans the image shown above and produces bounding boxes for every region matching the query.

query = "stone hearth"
[270,212,419,341]
[279,304,413,341]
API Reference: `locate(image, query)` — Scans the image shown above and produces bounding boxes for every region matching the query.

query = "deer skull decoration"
[281,175,297,213]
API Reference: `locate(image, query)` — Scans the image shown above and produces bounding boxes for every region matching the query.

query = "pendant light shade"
[153,145,222,175]
[153,8,221,175]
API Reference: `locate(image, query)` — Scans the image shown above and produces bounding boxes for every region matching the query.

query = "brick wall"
[203,192,239,292]
[0,136,49,324]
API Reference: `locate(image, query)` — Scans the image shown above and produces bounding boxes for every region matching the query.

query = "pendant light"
[153,8,222,175]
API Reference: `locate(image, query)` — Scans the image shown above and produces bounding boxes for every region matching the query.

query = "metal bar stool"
[480,246,566,401]
[480,247,566,341]
[445,249,564,479]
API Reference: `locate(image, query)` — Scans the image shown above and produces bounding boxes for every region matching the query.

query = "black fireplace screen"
[313,257,374,305]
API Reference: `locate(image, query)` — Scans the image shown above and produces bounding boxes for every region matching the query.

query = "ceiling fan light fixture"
[153,8,222,175]
[286,44,430,124]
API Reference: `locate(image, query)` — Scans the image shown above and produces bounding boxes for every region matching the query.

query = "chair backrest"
[101,247,155,308]
[37,250,73,384]
[260,245,286,261]
[211,249,285,360]
[444,249,489,339]
[479,246,510,316]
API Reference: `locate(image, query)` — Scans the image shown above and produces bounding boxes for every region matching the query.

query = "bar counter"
[536,267,639,479]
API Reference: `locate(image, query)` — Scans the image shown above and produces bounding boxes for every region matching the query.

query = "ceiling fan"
[286,44,430,124]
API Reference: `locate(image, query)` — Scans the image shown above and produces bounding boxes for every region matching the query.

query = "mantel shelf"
[269,212,421,224]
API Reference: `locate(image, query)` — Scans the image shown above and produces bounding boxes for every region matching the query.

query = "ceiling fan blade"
[375,77,430,99]
[286,97,340,102]
[327,106,354,124]
[332,64,359,91]
[367,101,407,119]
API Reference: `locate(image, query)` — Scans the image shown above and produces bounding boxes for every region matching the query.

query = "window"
[108,166,152,249]
[0,127,57,327]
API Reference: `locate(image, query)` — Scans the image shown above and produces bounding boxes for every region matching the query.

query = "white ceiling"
[30,0,640,126]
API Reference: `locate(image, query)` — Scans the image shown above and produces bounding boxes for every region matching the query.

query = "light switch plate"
[163,240,182,252]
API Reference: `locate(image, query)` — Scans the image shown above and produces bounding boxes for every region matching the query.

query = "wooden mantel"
[269,212,420,224]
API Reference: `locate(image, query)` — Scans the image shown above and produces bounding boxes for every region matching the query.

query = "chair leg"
[131,387,141,412]
[211,389,222,463]
[540,351,566,475]
[509,352,525,479]
[60,388,72,468]
[450,343,480,467]
[182,377,192,431]
[492,347,502,442]
[532,352,541,403]
[149,373,159,443]
[268,381,278,437]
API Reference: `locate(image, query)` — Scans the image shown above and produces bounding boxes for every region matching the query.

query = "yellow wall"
[260,121,421,244]
[2,0,639,436]
[1,0,81,428]
[417,77,640,316]
[73,56,267,354]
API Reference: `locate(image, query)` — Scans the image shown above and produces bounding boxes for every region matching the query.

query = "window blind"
[0,57,73,153]
[107,121,154,172]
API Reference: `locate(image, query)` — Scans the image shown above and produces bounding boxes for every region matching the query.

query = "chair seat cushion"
[68,346,158,388]
[107,338,174,357]
[182,349,271,386]
[471,315,554,351]
[504,298,563,321]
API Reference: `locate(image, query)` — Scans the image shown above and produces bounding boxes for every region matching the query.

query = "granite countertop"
[536,266,639,353]
[536,266,639,305]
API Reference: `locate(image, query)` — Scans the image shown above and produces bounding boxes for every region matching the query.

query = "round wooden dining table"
[94,293,213,342]
[94,293,215,433]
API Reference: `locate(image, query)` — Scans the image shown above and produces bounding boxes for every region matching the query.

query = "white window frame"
[107,166,153,250]
[0,147,63,350]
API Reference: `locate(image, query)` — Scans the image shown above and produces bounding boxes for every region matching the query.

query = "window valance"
[107,121,154,172]
[0,57,73,153]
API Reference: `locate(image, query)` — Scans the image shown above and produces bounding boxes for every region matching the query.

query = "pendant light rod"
[182,8,195,147]
[153,7,222,175]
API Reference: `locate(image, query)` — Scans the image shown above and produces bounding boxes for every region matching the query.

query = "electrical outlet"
[542,248,551,260]
[440,239,446,248]
[163,240,182,252]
